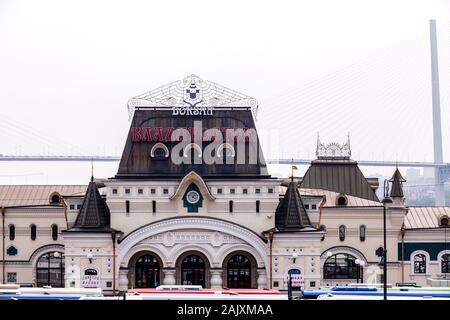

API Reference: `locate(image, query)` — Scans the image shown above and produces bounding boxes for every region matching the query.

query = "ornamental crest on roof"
[316,133,351,159]
[127,75,258,120]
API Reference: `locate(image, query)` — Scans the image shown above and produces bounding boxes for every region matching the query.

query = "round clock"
[186,190,200,204]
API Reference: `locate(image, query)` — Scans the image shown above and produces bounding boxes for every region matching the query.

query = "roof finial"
[91,158,94,182]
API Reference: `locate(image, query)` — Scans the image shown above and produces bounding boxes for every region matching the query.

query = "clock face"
[186,190,200,204]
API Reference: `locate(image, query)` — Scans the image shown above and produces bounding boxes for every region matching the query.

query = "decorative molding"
[29,244,64,267]
[170,171,215,200]
[316,133,351,159]
[150,142,170,158]
[127,75,258,120]
[117,217,268,269]
[320,246,367,265]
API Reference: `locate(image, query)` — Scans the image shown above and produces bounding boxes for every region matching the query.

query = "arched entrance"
[36,252,64,287]
[323,253,358,280]
[135,255,161,288]
[223,251,257,288]
[181,255,206,287]
[227,255,251,288]
[128,251,162,288]
[176,251,210,287]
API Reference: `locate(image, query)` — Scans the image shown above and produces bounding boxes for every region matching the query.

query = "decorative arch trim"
[150,142,170,158]
[320,246,367,264]
[29,244,64,267]
[122,244,169,268]
[410,250,430,275]
[117,217,268,269]
[170,171,215,201]
[183,143,203,158]
[216,245,262,267]
[217,143,235,157]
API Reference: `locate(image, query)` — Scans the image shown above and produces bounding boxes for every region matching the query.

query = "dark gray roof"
[275,181,313,231]
[115,109,270,179]
[70,180,111,231]
[300,159,379,202]
[389,168,405,198]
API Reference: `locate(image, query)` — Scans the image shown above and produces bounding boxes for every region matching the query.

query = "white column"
[210,269,223,289]
[257,268,268,289]
[162,268,176,285]
[118,268,129,291]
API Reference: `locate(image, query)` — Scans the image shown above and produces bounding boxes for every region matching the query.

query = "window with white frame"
[413,254,427,274]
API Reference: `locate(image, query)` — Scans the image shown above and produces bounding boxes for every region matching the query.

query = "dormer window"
[151,143,170,159]
[217,143,235,164]
[49,192,61,204]
[183,143,202,164]
[439,214,449,227]
[336,194,348,206]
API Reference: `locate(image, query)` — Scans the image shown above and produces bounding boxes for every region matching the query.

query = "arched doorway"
[36,252,64,287]
[226,254,252,288]
[223,251,257,288]
[135,255,161,288]
[128,251,162,289]
[323,253,359,280]
[179,253,208,287]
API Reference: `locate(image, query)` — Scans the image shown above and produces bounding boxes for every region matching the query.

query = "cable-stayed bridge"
[0,21,449,205]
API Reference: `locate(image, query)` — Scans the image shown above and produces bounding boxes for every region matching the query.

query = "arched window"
[30,224,37,241]
[359,225,366,241]
[36,252,64,287]
[125,200,130,214]
[50,194,60,204]
[227,254,252,288]
[183,143,202,164]
[413,254,427,274]
[181,255,206,287]
[338,225,346,241]
[9,224,15,241]
[336,194,348,206]
[324,253,358,279]
[150,143,169,159]
[51,224,58,241]
[441,254,450,274]
[217,143,235,164]
[135,255,161,288]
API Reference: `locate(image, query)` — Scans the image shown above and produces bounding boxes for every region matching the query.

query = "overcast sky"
[1,0,450,184]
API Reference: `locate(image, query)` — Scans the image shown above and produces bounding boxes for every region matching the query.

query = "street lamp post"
[382,179,393,301]
[359,261,365,284]
[355,259,361,284]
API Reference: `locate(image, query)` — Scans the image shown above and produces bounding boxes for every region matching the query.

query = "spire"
[275,181,313,231]
[389,167,406,198]
[91,158,94,182]
[72,179,110,230]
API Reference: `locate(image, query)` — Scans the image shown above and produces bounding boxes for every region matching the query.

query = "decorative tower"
[389,167,406,206]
